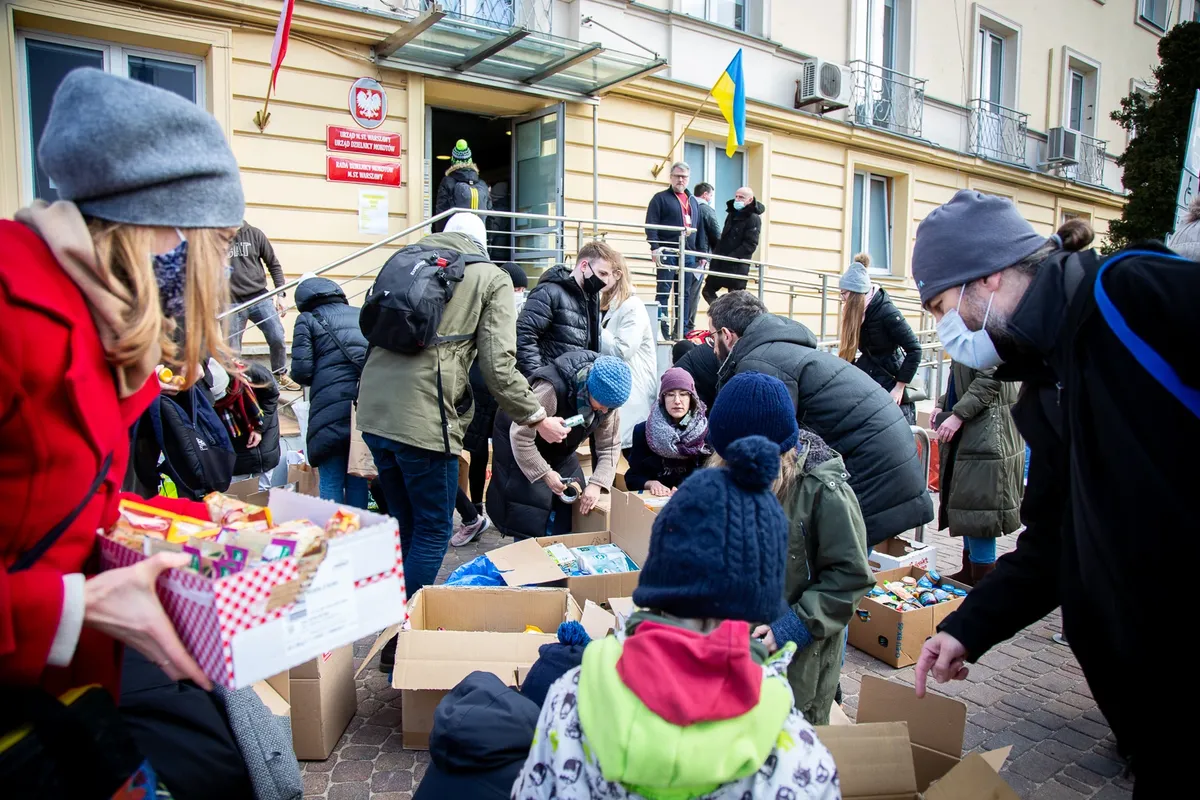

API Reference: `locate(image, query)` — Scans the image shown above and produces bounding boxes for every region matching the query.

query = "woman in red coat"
[0,68,244,700]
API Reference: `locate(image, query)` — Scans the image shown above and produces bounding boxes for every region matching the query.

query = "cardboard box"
[579,599,617,639]
[258,647,357,761]
[488,489,656,610]
[572,489,611,533]
[229,464,320,505]
[819,675,1015,799]
[848,566,968,668]
[359,586,581,750]
[98,489,406,689]
[868,536,939,573]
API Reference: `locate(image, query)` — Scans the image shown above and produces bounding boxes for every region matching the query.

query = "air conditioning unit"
[1046,127,1080,165]
[796,59,852,114]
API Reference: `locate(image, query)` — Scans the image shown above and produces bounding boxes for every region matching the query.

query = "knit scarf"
[645,397,710,460]
[214,378,264,442]
[15,200,160,398]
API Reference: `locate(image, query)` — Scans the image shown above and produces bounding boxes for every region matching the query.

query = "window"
[679,0,761,35]
[973,10,1020,111]
[855,0,913,72]
[1068,71,1085,131]
[17,31,203,201]
[1139,0,1169,30]
[979,30,1004,110]
[852,171,892,273]
[1062,52,1099,137]
[683,139,747,206]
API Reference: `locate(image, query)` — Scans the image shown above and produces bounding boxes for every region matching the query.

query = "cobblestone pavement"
[301,513,1133,800]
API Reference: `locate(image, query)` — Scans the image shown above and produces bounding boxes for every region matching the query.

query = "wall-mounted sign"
[349,77,387,130]
[327,125,401,158]
[327,155,401,187]
[358,189,389,235]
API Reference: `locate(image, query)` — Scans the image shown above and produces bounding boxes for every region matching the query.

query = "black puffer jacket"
[515,265,600,377]
[433,163,492,232]
[233,362,281,476]
[462,360,496,453]
[707,199,765,292]
[290,278,368,466]
[853,288,921,392]
[718,314,933,545]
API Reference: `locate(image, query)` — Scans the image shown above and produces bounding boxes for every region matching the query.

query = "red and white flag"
[269,0,295,93]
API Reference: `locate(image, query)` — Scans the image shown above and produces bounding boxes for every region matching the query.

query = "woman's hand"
[535,417,569,444]
[752,624,778,653]
[890,383,907,405]
[938,414,964,442]
[543,471,566,495]
[84,553,211,689]
[579,484,602,514]
[645,480,672,498]
[246,430,262,448]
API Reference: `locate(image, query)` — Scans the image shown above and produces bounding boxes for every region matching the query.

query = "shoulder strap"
[1093,249,1200,418]
[8,452,113,573]
[315,313,363,377]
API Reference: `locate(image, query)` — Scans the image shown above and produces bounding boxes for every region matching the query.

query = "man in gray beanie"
[912,188,1199,795]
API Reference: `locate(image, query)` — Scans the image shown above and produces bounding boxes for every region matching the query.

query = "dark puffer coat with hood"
[233,362,281,476]
[433,162,492,232]
[717,313,933,545]
[515,264,600,377]
[853,287,921,393]
[705,198,765,293]
[289,277,368,466]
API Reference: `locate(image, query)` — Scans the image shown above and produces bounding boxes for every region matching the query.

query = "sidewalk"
[301,513,1133,800]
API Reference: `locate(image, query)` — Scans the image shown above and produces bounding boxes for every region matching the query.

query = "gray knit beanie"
[38,69,244,228]
[912,190,1047,305]
[839,260,871,293]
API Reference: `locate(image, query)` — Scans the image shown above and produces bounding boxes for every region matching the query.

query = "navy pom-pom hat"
[633,435,789,623]
[707,372,799,457]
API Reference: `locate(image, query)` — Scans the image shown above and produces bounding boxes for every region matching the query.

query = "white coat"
[600,295,658,450]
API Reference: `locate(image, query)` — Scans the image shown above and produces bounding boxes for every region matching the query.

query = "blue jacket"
[289,278,368,466]
[645,187,709,255]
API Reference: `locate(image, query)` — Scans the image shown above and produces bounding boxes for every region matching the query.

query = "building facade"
[1,0,1185,334]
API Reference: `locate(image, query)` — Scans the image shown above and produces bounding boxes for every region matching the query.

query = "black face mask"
[581,262,606,296]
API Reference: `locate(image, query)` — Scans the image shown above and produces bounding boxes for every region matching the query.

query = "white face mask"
[936,285,1004,370]
[513,291,526,313]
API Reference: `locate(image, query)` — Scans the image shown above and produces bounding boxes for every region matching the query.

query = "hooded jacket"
[433,162,492,232]
[707,199,765,291]
[718,313,934,545]
[413,671,540,800]
[229,362,281,477]
[512,616,840,800]
[289,277,368,466]
[853,287,921,392]
[516,264,601,377]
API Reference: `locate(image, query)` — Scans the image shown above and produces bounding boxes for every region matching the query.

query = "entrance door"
[511,103,564,266]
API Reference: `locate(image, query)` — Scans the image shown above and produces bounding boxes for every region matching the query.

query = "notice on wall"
[327,155,401,187]
[358,189,389,236]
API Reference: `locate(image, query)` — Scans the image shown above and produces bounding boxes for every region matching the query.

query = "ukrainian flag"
[712,50,746,158]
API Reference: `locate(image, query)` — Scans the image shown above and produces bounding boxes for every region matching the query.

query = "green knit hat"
[451,139,472,163]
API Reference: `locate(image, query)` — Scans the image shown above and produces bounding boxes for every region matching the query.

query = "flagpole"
[650,91,712,179]
[254,74,274,132]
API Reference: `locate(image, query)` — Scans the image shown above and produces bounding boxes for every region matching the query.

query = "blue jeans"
[315,452,369,509]
[963,537,997,565]
[655,254,701,336]
[363,433,458,598]
[227,297,287,373]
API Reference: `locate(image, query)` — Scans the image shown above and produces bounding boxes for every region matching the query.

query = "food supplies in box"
[850,566,970,668]
[98,489,405,689]
[544,542,580,575]
[571,544,636,575]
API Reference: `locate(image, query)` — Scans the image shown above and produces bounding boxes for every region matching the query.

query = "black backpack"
[139,386,236,500]
[359,245,486,354]
[452,179,485,212]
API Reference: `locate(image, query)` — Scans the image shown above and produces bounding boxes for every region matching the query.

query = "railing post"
[788,284,795,321]
[676,228,687,338]
[756,262,765,302]
[819,273,829,341]
[576,223,584,257]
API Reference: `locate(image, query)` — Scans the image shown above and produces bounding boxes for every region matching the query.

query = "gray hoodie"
[1168,198,1200,262]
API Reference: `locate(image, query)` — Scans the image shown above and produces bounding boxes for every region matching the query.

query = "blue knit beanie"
[587,356,632,409]
[520,621,590,708]
[912,189,1048,305]
[634,436,789,623]
[708,372,799,456]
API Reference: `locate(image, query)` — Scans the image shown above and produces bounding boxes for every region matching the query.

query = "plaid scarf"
[645,396,710,460]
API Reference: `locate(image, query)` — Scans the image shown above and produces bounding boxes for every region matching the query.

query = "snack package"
[572,544,635,575]
[115,500,219,544]
[204,493,273,528]
[544,543,580,576]
[267,520,325,556]
[325,509,362,536]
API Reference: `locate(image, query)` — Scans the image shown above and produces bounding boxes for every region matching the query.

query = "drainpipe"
[592,103,599,235]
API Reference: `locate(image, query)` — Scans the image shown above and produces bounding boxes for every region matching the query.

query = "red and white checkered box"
[99,489,406,689]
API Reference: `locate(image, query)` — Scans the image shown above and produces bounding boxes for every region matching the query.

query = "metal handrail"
[967,98,1029,166]
[1065,132,1107,188]
[849,60,927,139]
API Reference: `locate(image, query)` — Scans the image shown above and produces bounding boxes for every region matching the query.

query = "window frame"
[972,7,1022,111]
[15,28,205,202]
[852,0,915,74]
[1060,48,1101,138]
[678,0,758,35]
[682,137,748,204]
[851,169,893,275]
[1138,0,1169,31]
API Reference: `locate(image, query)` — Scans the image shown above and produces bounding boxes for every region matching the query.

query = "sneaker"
[1052,633,1069,647]
[276,374,302,392]
[450,514,490,547]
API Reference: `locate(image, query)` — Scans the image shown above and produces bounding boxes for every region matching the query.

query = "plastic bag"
[445,554,505,587]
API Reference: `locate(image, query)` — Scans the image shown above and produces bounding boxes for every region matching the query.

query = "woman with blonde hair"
[838,252,922,424]
[1,70,256,796]
[599,250,657,454]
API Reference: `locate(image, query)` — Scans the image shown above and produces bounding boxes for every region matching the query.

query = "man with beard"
[911,190,1198,796]
[707,291,933,546]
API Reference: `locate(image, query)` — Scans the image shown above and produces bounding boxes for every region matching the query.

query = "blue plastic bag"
[445,554,505,587]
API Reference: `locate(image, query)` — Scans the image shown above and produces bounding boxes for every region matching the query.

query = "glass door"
[511,103,564,269]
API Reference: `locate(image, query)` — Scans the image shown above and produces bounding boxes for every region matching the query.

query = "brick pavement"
[302,514,1133,799]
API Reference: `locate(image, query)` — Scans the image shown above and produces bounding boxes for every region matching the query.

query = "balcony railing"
[400,0,551,32]
[849,61,927,138]
[1064,132,1108,187]
[968,99,1029,166]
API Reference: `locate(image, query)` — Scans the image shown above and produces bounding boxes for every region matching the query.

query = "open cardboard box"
[819,675,1016,799]
[358,586,581,749]
[572,489,611,533]
[868,536,939,573]
[254,646,357,761]
[488,489,656,610]
[849,566,968,668]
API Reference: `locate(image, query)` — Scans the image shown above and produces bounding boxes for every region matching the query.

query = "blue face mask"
[153,231,188,319]
[733,200,746,211]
